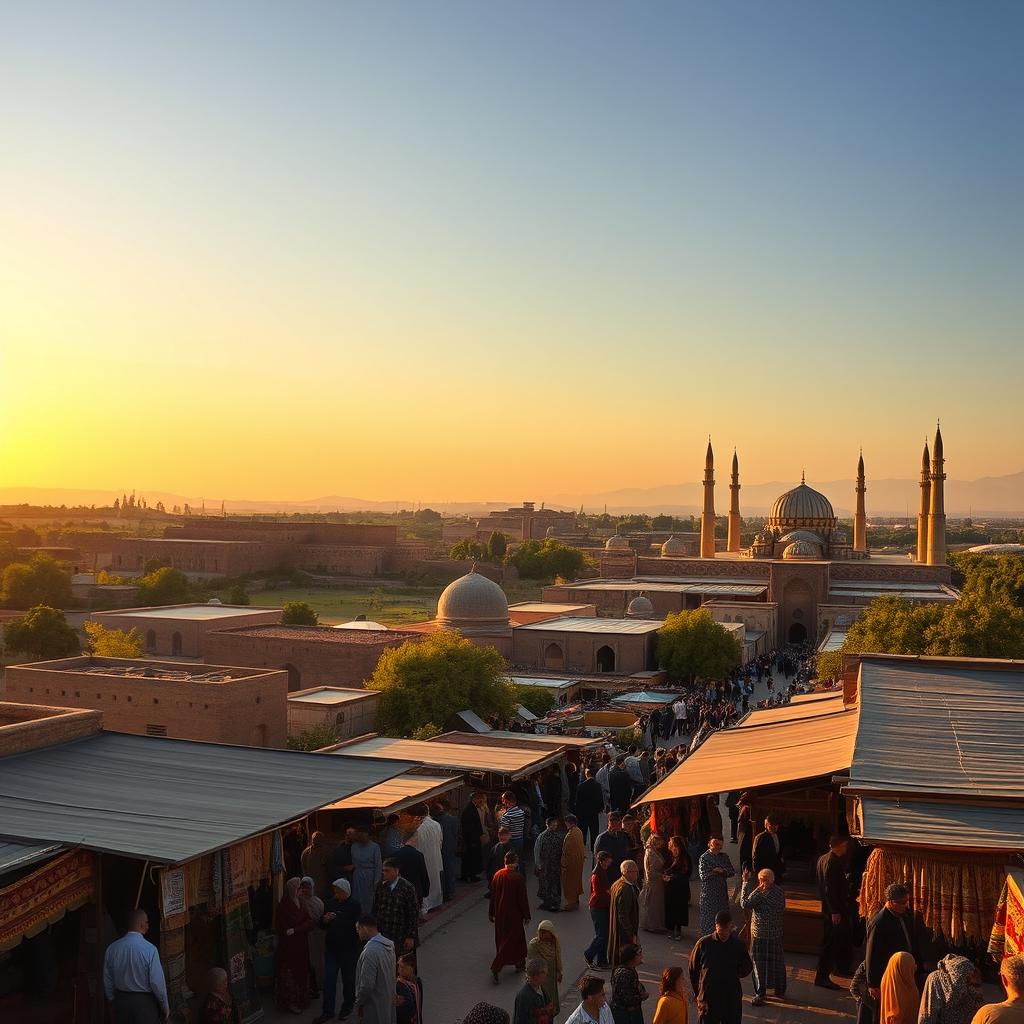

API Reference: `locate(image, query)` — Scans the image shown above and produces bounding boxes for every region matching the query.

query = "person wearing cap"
[314,878,362,1023]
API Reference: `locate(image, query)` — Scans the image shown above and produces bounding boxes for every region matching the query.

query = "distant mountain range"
[3,469,1024,518]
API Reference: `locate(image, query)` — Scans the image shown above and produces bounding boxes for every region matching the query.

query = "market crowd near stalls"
[2,640,1023,1024]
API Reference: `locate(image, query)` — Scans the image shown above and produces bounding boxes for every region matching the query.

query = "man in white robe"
[407,804,444,913]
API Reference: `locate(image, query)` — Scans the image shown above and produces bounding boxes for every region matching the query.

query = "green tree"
[226,583,250,605]
[367,631,516,737]
[486,531,509,561]
[2,554,74,610]
[506,538,592,581]
[4,605,81,660]
[286,724,341,751]
[449,539,485,561]
[135,566,193,605]
[511,684,556,717]
[281,601,319,626]
[142,557,170,575]
[83,621,144,658]
[0,539,18,571]
[656,608,742,683]
[410,722,443,740]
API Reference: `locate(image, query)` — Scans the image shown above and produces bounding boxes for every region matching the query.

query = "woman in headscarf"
[198,967,242,1024]
[276,877,315,1013]
[880,951,919,1024]
[526,921,563,1021]
[918,954,982,1024]
[697,837,735,936]
[663,835,692,941]
[299,877,325,998]
[639,834,668,934]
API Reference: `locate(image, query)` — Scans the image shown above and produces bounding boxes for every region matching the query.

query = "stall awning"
[435,730,602,751]
[858,798,1024,852]
[636,706,859,804]
[323,774,465,815]
[0,731,411,865]
[0,840,65,875]
[736,694,846,728]
[330,736,563,779]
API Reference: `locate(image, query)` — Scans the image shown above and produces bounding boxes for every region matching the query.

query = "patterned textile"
[697,851,735,936]
[224,895,257,1018]
[373,877,419,950]
[464,1004,511,1024]
[610,965,646,1009]
[535,830,563,907]
[740,877,786,995]
[858,847,1007,944]
[918,955,983,1024]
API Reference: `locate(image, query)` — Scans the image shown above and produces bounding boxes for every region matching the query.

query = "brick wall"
[4,660,288,747]
[112,538,289,574]
[293,545,385,576]
[0,703,103,756]
[510,631,651,674]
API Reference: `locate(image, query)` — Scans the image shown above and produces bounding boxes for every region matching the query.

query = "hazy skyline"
[2,3,1022,501]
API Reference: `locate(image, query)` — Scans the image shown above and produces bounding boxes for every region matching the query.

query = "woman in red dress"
[276,877,315,1013]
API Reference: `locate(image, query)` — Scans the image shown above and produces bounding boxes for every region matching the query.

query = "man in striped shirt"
[499,791,527,857]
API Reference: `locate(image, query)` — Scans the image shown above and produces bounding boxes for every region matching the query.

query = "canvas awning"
[434,730,602,751]
[329,736,563,779]
[858,797,1024,852]
[736,693,845,728]
[636,706,859,804]
[323,774,464,815]
[0,732,411,864]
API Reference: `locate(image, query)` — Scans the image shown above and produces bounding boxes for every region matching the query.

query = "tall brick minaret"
[917,439,931,563]
[700,438,716,559]
[853,451,867,553]
[927,423,947,565]
[727,448,742,553]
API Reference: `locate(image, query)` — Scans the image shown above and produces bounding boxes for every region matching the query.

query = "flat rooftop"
[515,616,663,635]
[11,656,278,683]
[212,625,414,645]
[559,577,768,596]
[508,674,580,690]
[104,603,277,620]
[508,602,594,613]
[121,537,256,545]
[289,687,378,705]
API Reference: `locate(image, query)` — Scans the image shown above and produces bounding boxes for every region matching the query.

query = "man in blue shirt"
[102,908,169,1023]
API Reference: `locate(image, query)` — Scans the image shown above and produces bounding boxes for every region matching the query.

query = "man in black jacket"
[607,757,633,816]
[313,878,362,1024]
[392,837,431,907]
[865,883,916,1004]
[460,791,489,882]
[751,814,785,881]
[814,835,852,989]
[688,910,753,1024]
[574,767,604,850]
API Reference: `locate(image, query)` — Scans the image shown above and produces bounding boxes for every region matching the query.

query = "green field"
[248,578,545,626]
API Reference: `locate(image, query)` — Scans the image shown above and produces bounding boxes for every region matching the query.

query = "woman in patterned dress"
[697,837,735,936]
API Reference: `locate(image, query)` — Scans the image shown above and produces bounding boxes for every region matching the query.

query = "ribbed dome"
[605,535,631,550]
[436,571,510,632]
[661,535,685,556]
[626,594,655,618]
[769,482,835,527]
[778,529,825,546]
[782,540,821,560]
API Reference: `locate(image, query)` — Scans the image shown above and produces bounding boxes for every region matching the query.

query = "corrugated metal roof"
[858,798,1024,852]
[509,675,579,690]
[611,691,682,705]
[736,694,845,728]
[0,732,410,865]
[435,730,602,751]
[818,629,848,653]
[515,617,662,635]
[849,658,1024,800]
[790,690,844,704]
[330,736,562,778]
[635,707,859,804]
[323,774,464,814]
[0,839,64,874]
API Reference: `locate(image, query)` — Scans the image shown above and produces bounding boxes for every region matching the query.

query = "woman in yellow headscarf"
[880,951,920,1024]
[527,921,563,1020]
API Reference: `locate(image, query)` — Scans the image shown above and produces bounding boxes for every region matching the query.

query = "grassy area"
[248,577,547,625]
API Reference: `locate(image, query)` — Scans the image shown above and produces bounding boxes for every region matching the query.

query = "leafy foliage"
[0,539,18,572]
[367,631,516,737]
[286,724,341,751]
[2,554,74,610]
[511,684,556,717]
[656,608,743,683]
[487,532,509,560]
[410,722,443,740]
[281,600,319,626]
[505,539,592,581]
[83,621,144,658]
[226,583,250,605]
[135,567,193,606]
[4,605,81,660]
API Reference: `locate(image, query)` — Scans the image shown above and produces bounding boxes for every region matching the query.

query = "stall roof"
[515,617,663,635]
[323,774,464,815]
[790,690,844,704]
[329,736,563,779]
[0,732,410,865]
[435,730,602,751]
[508,675,580,691]
[849,657,1024,800]
[858,798,1024,852]
[611,691,682,706]
[818,629,848,653]
[635,707,859,804]
[736,693,845,728]
[449,709,491,733]
[0,839,64,874]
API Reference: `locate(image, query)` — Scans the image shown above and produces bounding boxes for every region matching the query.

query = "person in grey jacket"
[355,915,397,1024]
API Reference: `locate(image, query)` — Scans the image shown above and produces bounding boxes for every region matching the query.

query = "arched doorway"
[283,664,301,692]
[171,632,183,656]
[543,644,564,670]
[145,629,157,654]
[596,645,616,673]
[788,622,807,643]
[249,724,268,747]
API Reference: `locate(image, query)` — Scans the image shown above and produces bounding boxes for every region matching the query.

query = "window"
[145,724,168,737]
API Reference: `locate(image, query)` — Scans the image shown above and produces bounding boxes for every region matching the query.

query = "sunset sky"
[2,3,1022,502]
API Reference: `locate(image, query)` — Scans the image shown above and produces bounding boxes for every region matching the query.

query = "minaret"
[727,448,742,553]
[700,438,716,558]
[926,423,946,565]
[853,450,867,553]
[916,439,931,563]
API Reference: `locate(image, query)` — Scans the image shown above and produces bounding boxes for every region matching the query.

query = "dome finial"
[801,469,805,484]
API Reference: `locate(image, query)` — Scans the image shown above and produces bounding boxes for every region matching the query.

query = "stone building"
[3,657,288,747]
[287,686,381,741]
[441,502,579,545]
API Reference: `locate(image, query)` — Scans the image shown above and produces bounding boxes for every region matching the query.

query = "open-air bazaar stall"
[0,731,408,1023]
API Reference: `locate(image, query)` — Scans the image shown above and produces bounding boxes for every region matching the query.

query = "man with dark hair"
[751,814,785,881]
[608,757,633,816]
[564,976,613,1024]
[354,915,396,1024]
[594,813,632,883]
[372,859,419,954]
[574,767,604,850]
[584,850,614,971]
[435,799,460,902]
[489,851,531,984]
[688,910,753,1024]
[500,791,528,856]
[460,791,490,882]
[815,835,852,990]
[865,883,917,1004]
[391,834,431,908]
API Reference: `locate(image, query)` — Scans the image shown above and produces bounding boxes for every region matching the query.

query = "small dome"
[769,481,836,526]
[778,529,825,546]
[782,540,822,560]
[626,594,655,618]
[436,571,510,633]
[967,543,1024,555]
[661,535,685,557]
[207,597,223,605]
[606,535,631,550]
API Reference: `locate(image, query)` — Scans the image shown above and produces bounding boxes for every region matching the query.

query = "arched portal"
[145,629,157,653]
[788,622,808,643]
[283,663,301,692]
[596,645,616,673]
[543,643,564,670]
[171,632,183,656]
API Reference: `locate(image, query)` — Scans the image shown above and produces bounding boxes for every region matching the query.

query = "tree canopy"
[505,538,592,581]
[83,621,144,658]
[135,566,193,606]
[511,684,556,717]
[367,630,516,737]
[656,608,742,683]
[4,605,81,660]
[2,553,74,610]
[281,601,319,626]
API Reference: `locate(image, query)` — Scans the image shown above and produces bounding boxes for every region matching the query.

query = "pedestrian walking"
[561,815,586,910]
[687,910,752,1024]
[663,836,691,941]
[739,868,787,1006]
[314,878,361,1024]
[610,944,649,1024]
[527,922,564,1021]
[697,839,735,937]
[918,955,983,1024]
[608,861,640,967]
[815,835,852,990]
[515,958,555,1024]
[640,835,668,934]
[102,909,169,1024]
[535,817,565,913]
[373,859,420,954]
[354,916,397,1024]
[652,967,689,1024]
[275,877,315,1014]
[879,951,919,1024]
[490,851,531,984]
[584,851,614,970]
